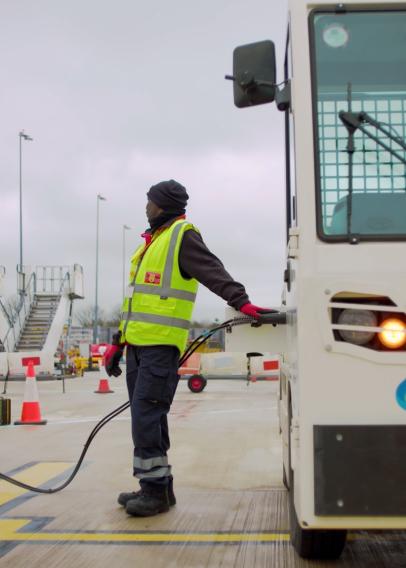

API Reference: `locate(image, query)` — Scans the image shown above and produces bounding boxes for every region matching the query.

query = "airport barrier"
[200,352,280,380]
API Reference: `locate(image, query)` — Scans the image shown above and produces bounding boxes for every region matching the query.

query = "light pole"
[122,224,131,298]
[93,194,106,344]
[18,130,33,282]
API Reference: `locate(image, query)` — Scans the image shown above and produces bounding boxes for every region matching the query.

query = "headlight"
[337,309,377,345]
[378,318,406,349]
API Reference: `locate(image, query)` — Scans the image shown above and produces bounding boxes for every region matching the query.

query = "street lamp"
[18,130,33,285]
[122,224,131,298]
[93,193,106,344]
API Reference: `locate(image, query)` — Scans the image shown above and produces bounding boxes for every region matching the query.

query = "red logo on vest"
[145,272,161,285]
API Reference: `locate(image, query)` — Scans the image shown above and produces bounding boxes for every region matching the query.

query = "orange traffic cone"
[94,359,114,394]
[94,378,114,394]
[14,361,47,425]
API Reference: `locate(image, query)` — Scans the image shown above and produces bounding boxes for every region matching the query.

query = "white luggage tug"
[229,0,406,559]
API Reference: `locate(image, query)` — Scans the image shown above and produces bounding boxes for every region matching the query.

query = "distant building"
[67,326,92,344]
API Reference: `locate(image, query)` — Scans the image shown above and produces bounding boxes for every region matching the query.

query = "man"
[105,179,269,517]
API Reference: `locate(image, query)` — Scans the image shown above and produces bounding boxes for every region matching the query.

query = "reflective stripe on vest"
[120,219,198,352]
[125,284,196,302]
[126,221,194,301]
[121,311,191,330]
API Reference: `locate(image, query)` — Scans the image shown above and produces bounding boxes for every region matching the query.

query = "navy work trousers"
[126,345,180,488]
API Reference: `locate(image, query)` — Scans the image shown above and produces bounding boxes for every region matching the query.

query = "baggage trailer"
[228,0,406,559]
[179,351,280,392]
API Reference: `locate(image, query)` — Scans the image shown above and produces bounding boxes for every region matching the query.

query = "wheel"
[288,427,347,559]
[288,480,347,559]
[187,375,207,393]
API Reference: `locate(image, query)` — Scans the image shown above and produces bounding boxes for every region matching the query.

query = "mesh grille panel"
[317,93,406,233]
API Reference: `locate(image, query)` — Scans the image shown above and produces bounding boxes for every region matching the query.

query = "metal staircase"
[1,264,84,378]
[15,294,61,352]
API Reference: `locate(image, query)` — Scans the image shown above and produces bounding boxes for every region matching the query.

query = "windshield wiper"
[338,88,406,244]
[339,110,406,166]
[338,83,358,243]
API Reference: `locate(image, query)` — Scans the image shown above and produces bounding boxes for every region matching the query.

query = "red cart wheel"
[187,375,207,393]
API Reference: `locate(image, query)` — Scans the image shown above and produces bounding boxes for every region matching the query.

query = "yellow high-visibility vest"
[119,219,199,354]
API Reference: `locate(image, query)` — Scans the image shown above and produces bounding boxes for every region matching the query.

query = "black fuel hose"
[0,400,131,494]
[0,312,285,493]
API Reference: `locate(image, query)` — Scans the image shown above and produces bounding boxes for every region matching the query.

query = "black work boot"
[126,485,170,517]
[118,477,176,507]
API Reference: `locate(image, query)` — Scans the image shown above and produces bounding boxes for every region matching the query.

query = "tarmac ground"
[0,369,405,567]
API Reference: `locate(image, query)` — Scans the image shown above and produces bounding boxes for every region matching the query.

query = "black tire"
[187,375,207,393]
[288,421,347,559]
[288,480,347,559]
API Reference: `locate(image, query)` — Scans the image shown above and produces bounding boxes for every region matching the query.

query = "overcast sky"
[1,0,288,321]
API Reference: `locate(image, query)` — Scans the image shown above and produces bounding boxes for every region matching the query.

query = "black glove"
[104,332,124,377]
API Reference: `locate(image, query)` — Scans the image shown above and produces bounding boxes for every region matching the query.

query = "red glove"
[104,332,124,377]
[240,303,276,320]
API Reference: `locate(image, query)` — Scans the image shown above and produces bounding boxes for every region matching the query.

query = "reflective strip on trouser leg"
[136,466,172,480]
[133,456,171,480]
[134,456,169,469]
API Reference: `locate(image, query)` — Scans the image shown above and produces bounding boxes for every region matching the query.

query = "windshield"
[310,10,406,240]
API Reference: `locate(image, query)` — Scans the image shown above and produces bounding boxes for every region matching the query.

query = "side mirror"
[229,40,276,108]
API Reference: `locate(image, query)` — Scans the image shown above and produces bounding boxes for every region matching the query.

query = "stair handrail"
[42,270,71,329]
[36,265,70,295]
[0,298,13,352]
[59,270,73,348]
[59,269,71,295]
[2,271,37,352]
[32,269,73,354]
[0,297,13,328]
[28,270,71,344]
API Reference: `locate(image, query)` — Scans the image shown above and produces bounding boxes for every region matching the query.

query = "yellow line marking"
[0,463,72,506]
[0,519,290,543]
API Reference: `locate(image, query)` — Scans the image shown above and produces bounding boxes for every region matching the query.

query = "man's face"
[146,199,163,223]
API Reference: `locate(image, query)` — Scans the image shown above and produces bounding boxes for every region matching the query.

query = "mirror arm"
[225,74,274,90]
[226,75,290,112]
[275,80,291,112]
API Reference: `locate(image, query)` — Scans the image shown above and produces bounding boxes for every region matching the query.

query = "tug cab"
[229,0,406,559]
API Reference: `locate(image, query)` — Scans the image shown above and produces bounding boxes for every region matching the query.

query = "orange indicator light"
[378,318,406,349]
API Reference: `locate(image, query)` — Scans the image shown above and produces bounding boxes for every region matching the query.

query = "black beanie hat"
[147,179,189,212]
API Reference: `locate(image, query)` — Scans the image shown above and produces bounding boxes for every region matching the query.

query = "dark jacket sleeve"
[178,229,250,310]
